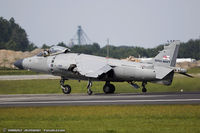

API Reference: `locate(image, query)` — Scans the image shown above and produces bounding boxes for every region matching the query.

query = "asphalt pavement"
[0,92,200,107]
[0,75,60,80]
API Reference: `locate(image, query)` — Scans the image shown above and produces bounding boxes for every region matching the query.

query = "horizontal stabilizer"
[155,66,173,79]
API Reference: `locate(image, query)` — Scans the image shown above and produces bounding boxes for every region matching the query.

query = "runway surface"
[0,75,60,80]
[0,92,200,107]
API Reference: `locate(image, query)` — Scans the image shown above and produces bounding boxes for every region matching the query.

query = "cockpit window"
[36,50,49,57]
[49,46,70,54]
[36,46,71,57]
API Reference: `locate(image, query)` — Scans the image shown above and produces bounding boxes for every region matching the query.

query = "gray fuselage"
[22,53,157,82]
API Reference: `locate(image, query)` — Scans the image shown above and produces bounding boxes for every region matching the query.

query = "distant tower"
[68,25,92,47]
[77,26,82,45]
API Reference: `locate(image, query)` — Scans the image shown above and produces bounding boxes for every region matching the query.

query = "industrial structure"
[68,26,92,47]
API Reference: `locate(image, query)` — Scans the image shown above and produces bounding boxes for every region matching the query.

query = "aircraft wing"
[76,54,112,78]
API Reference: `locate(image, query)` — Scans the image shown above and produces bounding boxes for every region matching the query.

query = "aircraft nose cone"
[14,59,24,69]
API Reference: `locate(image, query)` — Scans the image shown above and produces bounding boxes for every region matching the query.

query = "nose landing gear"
[60,77,71,94]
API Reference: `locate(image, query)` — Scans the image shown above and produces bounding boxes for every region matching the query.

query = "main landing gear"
[103,81,115,94]
[86,80,116,95]
[60,77,71,94]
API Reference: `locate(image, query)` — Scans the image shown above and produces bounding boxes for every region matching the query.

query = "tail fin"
[154,41,180,67]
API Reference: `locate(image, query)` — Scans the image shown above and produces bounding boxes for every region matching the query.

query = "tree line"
[56,40,200,60]
[0,17,37,51]
[0,17,199,59]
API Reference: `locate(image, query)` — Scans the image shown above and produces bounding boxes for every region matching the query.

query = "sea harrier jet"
[14,41,191,95]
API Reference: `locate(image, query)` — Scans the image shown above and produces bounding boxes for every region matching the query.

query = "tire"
[109,84,115,93]
[62,85,71,94]
[87,90,93,95]
[103,84,115,94]
[103,84,110,94]
[142,87,147,93]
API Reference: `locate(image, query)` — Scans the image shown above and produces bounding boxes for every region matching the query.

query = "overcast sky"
[0,0,200,48]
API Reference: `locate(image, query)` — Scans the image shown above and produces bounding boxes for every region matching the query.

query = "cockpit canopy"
[37,46,71,57]
[49,46,70,54]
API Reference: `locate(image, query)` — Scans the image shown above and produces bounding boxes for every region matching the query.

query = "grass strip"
[0,77,199,94]
[0,105,200,133]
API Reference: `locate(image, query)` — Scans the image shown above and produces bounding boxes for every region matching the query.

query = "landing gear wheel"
[62,85,71,94]
[142,87,147,93]
[103,85,110,94]
[103,83,115,94]
[142,81,147,93]
[87,89,93,95]
[87,80,93,95]
[109,84,115,93]
[60,78,72,94]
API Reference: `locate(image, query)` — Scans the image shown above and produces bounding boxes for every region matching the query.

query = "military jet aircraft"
[14,41,192,95]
